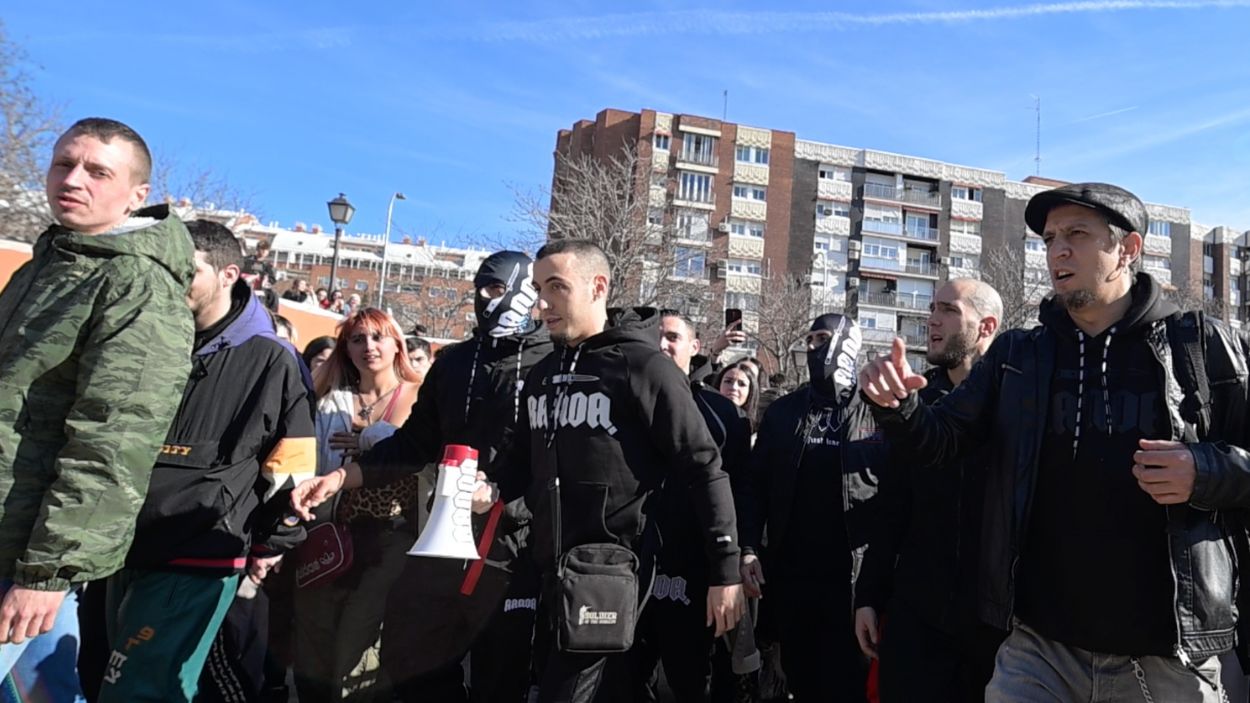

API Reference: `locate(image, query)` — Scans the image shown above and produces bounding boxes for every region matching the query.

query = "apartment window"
[864,203,902,223]
[733,184,767,201]
[814,237,831,252]
[1025,237,1044,252]
[647,209,664,227]
[355,280,369,291]
[676,211,710,240]
[832,202,851,218]
[729,219,764,238]
[673,247,706,279]
[678,172,713,202]
[950,219,982,236]
[725,291,760,313]
[1148,220,1171,237]
[681,133,717,164]
[1143,255,1171,270]
[951,186,983,202]
[863,241,900,259]
[653,133,671,150]
[735,145,769,164]
[949,254,981,269]
[818,165,852,182]
[727,258,763,276]
[817,204,833,217]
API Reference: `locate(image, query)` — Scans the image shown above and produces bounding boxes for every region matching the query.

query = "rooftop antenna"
[1030,94,1042,176]
[722,89,728,122]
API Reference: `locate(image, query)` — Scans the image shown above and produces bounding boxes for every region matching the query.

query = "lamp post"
[326,193,355,297]
[377,192,407,307]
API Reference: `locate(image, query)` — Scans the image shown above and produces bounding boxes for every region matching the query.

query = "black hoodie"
[1015,279,1181,656]
[499,308,741,586]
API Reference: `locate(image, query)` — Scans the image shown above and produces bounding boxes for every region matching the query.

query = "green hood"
[38,204,196,290]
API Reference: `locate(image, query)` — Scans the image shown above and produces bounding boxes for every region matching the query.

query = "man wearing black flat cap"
[859,182,1250,702]
[737,312,888,701]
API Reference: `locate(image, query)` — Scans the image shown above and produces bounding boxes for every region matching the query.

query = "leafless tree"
[511,143,711,313]
[0,21,60,242]
[405,285,473,340]
[1162,279,1227,319]
[981,244,1047,331]
[149,148,260,218]
[752,274,822,384]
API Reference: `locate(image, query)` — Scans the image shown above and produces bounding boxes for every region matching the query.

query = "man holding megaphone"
[291,250,552,703]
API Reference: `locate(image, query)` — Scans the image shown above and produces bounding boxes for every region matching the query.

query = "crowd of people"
[2,115,1250,703]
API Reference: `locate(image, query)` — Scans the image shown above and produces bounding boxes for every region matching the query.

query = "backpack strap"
[1166,310,1210,442]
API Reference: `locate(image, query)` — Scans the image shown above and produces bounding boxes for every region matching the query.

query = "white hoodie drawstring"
[1072,326,1117,459]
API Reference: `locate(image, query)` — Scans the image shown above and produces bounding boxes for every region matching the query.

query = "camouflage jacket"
[0,204,195,590]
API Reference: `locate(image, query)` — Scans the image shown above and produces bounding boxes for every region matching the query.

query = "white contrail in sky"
[1069,106,1141,123]
[472,1,1250,42]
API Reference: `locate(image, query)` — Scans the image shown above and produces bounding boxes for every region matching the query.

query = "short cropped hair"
[536,239,611,282]
[59,117,153,185]
[405,336,431,356]
[186,220,244,272]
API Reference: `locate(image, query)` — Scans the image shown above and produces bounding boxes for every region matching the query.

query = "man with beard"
[736,313,887,701]
[853,279,1006,702]
[860,183,1250,701]
[290,251,551,702]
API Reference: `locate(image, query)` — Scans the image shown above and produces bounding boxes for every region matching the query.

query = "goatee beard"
[1056,288,1096,311]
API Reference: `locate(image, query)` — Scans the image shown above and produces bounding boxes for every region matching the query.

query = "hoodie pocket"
[132,441,245,557]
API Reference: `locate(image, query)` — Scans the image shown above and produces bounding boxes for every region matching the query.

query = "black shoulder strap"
[1166,310,1210,442]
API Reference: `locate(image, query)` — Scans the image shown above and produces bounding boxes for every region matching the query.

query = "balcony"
[905,260,939,277]
[858,291,933,311]
[818,179,854,200]
[861,328,896,344]
[860,256,903,273]
[904,224,939,242]
[862,218,939,243]
[862,219,903,236]
[676,149,719,169]
[674,191,715,209]
[862,183,942,208]
[899,328,929,348]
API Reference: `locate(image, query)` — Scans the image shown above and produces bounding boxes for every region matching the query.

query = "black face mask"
[474,251,538,338]
[806,313,862,401]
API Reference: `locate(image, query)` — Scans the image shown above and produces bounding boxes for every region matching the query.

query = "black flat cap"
[1024,182,1149,236]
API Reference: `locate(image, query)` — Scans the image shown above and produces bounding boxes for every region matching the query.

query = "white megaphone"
[408,444,483,560]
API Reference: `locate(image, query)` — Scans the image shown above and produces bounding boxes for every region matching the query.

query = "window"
[726,258,763,276]
[647,209,664,227]
[676,211,709,241]
[735,145,769,164]
[817,204,833,217]
[832,202,851,218]
[725,292,760,313]
[1148,220,1171,237]
[355,280,369,291]
[814,237,831,252]
[672,247,706,279]
[653,133,671,150]
[951,186,983,202]
[1025,237,1044,252]
[733,184,766,201]
[678,172,713,202]
[729,219,764,238]
[1143,255,1171,270]
[818,165,852,181]
[950,219,982,236]
[680,133,717,164]
[862,241,900,259]
[948,254,981,269]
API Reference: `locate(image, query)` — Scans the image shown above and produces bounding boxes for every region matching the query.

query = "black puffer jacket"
[871,274,1250,664]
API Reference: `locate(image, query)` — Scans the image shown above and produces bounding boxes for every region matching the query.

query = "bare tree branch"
[149,147,261,218]
[752,274,822,384]
[0,20,61,242]
[981,245,1047,330]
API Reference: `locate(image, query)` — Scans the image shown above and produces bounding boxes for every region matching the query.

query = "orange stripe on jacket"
[260,436,317,500]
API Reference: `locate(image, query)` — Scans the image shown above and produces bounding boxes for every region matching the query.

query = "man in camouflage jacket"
[0,118,195,701]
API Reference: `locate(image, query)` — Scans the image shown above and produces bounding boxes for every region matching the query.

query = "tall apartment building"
[556,108,1248,368]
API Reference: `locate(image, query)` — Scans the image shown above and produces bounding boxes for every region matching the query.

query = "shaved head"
[948,278,1004,327]
[536,239,611,291]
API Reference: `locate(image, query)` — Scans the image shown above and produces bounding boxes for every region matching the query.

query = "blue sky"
[7,1,1250,245]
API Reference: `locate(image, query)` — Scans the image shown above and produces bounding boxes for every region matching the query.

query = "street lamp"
[326,193,355,297]
[377,192,407,307]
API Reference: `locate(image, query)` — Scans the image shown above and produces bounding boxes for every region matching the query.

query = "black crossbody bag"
[546,348,644,654]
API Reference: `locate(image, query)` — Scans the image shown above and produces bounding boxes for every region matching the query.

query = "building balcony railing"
[900,329,929,347]
[905,260,939,276]
[861,328,896,344]
[862,219,903,236]
[858,291,933,311]
[904,225,939,242]
[862,183,943,208]
[677,150,719,168]
[860,256,903,273]
[675,191,715,206]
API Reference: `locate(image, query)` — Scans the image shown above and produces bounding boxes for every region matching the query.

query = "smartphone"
[725,308,743,328]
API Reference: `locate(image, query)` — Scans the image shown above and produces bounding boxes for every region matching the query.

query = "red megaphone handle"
[459,499,504,596]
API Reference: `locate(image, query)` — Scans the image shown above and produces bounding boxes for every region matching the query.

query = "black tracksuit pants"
[773,576,866,702]
[877,598,1004,703]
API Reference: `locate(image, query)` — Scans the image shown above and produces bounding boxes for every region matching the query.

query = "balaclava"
[807,313,862,402]
[474,250,538,338]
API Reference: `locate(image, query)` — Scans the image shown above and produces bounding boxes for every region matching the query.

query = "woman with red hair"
[293,308,422,702]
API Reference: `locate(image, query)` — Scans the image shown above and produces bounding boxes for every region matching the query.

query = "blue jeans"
[986,619,1224,702]
[0,581,86,703]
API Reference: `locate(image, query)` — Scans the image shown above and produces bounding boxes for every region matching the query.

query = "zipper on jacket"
[1149,325,1191,664]
[1166,505,1192,667]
